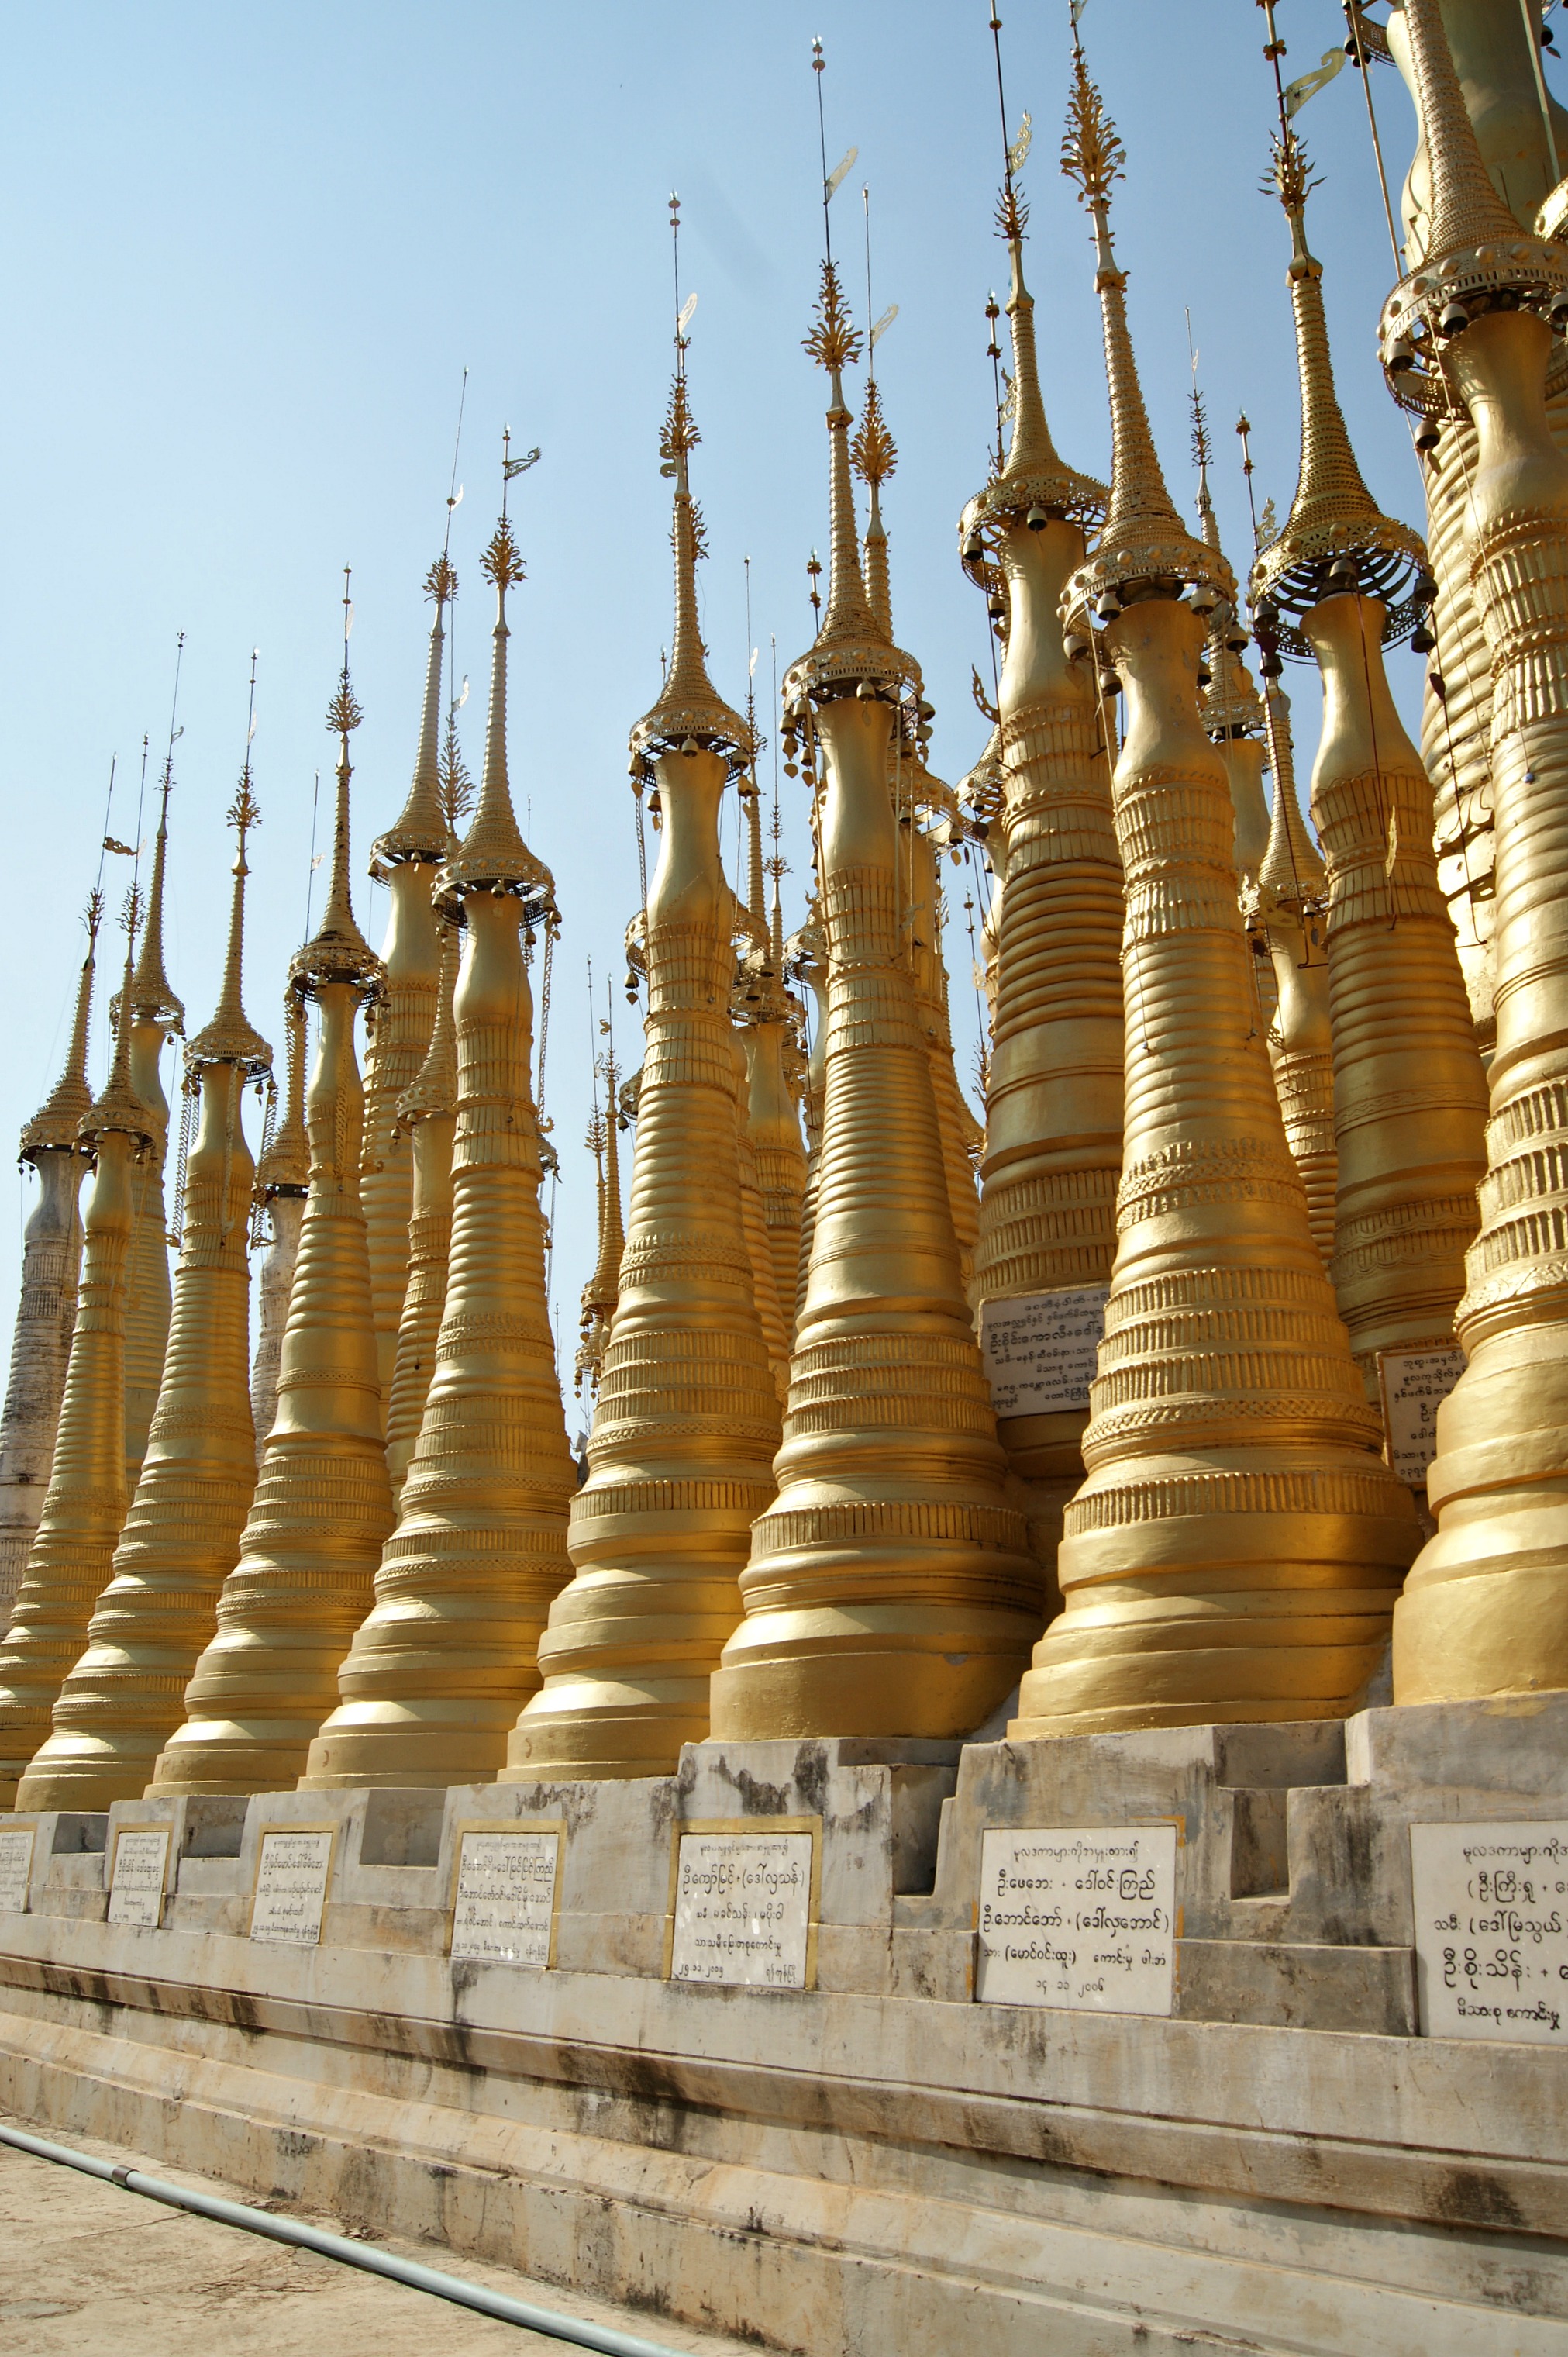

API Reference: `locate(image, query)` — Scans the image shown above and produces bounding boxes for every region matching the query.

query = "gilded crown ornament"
[306,472,576,1789]
[508,231,781,1780]
[1015,42,1417,1739]
[19,748,272,1807]
[150,597,395,1794]
[0,892,99,1617]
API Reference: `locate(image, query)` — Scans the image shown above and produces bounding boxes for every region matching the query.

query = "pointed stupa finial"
[291,571,385,999]
[1187,361,1264,743]
[974,9,1104,530]
[21,888,102,1159]
[1061,33,1229,616]
[257,990,308,1196]
[1380,0,1568,409]
[130,640,188,1034]
[1256,682,1325,909]
[186,657,273,1076]
[785,43,912,704]
[574,987,626,1397]
[851,373,898,641]
[374,554,457,867]
[1253,127,1425,633]
[629,197,751,776]
[440,441,557,914]
[83,896,155,1148]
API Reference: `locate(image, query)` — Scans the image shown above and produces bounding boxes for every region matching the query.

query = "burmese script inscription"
[976,1824,1178,2014]
[1377,1344,1466,1488]
[669,1824,817,1989]
[249,1827,334,1947]
[107,1827,171,1928]
[1411,1820,1568,2046]
[980,1286,1111,1417]
[450,1827,561,1966]
[0,1826,34,1913]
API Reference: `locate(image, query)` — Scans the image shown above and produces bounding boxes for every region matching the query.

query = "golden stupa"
[305,484,576,1789]
[0,911,154,1803]
[248,988,309,1463]
[0,895,98,1617]
[18,764,271,1808]
[1377,0,1568,1703]
[384,913,459,1506]
[1014,42,1417,1739]
[507,303,781,1782]
[150,626,394,1796]
[120,764,183,1497]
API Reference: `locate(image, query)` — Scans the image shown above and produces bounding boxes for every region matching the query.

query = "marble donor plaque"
[108,1827,171,1927]
[1411,1821,1568,2047]
[249,1828,334,1947]
[980,1285,1111,1418]
[450,1827,561,1966]
[0,1827,35,1914]
[977,1824,1178,2014]
[1377,1344,1466,1488]
[669,1825,817,1989]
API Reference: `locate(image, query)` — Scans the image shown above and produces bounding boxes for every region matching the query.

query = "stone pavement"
[0,2115,752,2357]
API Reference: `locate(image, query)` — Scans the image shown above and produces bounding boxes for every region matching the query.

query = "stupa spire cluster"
[2,0,1566,1835]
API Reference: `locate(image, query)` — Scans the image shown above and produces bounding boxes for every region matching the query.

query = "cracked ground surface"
[0,2115,756,2356]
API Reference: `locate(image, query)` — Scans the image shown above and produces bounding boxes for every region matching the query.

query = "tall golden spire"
[574,1015,625,1400]
[852,376,896,641]
[508,220,780,1780]
[19,768,273,1807]
[383,913,459,1505]
[736,775,808,1334]
[305,471,574,1789]
[122,743,183,1505]
[1251,683,1336,1272]
[0,916,154,1802]
[150,597,394,1795]
[1371,0,1568,1704]
[1253,124,1486,1400]
[0,895,100,1614]
[1015,45,1416,1739]
[360,557,453,1424]
[249,987,308,1464]
[714,51,1037,1741]
[963,9,1122,1596]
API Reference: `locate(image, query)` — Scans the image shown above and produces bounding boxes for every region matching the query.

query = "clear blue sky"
[0,2,1477,1399]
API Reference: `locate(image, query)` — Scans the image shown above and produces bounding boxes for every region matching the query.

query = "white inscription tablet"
[980,1286,1111,1417]
[669,1824,817,1989]
[107,1827,171,1928]
[450,1827,561,1966]
[1377,1344,1466,1488]
[0,1826,36,1914]
[977,1824,1178,2014]
[249,1827,335,1947]
[1411,1821,1568,2046]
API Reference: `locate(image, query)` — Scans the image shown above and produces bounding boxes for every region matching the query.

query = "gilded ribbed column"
[1253,688,1337,1271]
[19,779,272,1807]
[1388,0,1568,1057]
[739,854,808,1342]
[507,355,780,1780]
[574,1039,625,1401]
[961,178,1124,1590]
[1376,0,1568,1702]
[360,561,451,1421]
[384,917,457,1503]
[785,912,828,1336]
[712,262,1037,1741]
[150,655,393,1795]
[0,899,97,1617]
[1014,52,1415,1738]
[732,1021,790,1399]
[1254,142,1487,1392]
[305,505,574,1789]
[249,991,308,1462]
[122,773,183,1497]
[0,923,153,1802]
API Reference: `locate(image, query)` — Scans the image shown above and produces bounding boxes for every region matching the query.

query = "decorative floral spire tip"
[293,572,384,997]
[187,665,272,1076]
